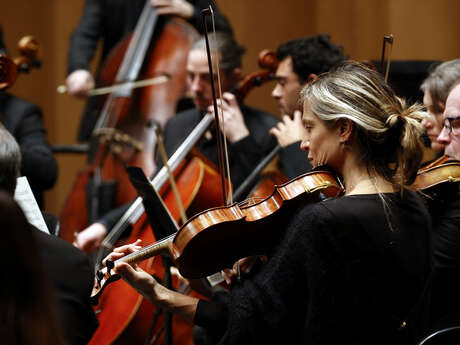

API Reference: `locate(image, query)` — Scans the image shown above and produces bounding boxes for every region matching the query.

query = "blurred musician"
[269,34,345,178]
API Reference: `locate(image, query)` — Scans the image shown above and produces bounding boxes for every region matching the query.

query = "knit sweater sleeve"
[194,202,329,345]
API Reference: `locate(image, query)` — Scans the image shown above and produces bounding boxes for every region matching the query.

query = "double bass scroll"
[0,35,40,90]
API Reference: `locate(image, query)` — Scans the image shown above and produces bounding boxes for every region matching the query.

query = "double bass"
[59,1,199,243]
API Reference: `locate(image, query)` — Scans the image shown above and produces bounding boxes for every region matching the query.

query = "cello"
[59,0,199,243]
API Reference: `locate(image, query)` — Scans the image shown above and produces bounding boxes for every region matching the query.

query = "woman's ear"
[337,118,354,144]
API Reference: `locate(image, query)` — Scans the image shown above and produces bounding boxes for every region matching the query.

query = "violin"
[91,167,343,303]
[413,155,460,191]
[0,36,40,90]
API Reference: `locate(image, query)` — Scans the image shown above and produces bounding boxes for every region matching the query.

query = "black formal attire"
[279,141,312,179]
[162,105,279,189]
[424,184,460,329]
[0,92,58,208]
[67,0,233,141]
[33,228,99,345]
[99,104,278,230]
[195,191,432,345]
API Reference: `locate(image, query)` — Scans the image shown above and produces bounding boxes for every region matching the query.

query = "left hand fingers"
[276,121,286,131]
[102,240,142,266]
[293,110,303,123]
[281,114,293,125]
[151,0,172,6]
[222,92,237,106]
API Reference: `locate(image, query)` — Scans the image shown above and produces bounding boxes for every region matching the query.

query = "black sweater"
[196,191,432,345]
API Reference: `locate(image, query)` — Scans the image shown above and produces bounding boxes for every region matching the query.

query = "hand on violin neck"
[269,110,307,148]
[207,92,249,143]
[65,69,94,97]
[151,0,194,19]
[111,240,199,322]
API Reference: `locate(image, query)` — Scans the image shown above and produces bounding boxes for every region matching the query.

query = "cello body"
[89,155,224,345]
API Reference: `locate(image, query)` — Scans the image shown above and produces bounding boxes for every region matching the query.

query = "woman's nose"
[300,139,310,152]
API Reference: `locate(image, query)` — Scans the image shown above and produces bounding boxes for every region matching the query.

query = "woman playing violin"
[105,61,432,344]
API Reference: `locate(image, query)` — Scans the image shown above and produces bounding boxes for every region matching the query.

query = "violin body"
[92,168,344,302]
[414,155,460,191]
[173,168,343,278]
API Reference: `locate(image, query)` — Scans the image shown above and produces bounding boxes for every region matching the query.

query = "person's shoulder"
[1,92,41,119]
[32,227,90,266]
[288,198,337,231]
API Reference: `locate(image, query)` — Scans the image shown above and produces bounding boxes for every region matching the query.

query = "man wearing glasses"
[438,83,460,159]
[428,81,460,333]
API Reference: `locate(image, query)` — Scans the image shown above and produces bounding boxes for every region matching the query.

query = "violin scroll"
[0,35,40,90]
[232,49,278,100]
[14,36,41,73]
[257,49,278,71]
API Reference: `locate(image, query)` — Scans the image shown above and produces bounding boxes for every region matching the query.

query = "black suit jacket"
[161,104,279,191]
[0,92,58,208]
[33,228,99,345]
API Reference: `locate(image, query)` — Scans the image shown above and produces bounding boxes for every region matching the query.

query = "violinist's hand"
[221,256,261,285]
[104,240,158,299]
[151,0,194,19]
[269,110,307,148]
[207,92,250,143]
[73,223,107,254]
[65,69,95,97]
[108,240,199,323]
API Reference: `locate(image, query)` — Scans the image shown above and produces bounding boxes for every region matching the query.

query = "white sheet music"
[14,176,49,234]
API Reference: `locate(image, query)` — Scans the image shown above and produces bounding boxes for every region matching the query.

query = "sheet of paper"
[14,176,49,234]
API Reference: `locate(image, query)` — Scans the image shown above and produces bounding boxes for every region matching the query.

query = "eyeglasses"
[443,116,460,135]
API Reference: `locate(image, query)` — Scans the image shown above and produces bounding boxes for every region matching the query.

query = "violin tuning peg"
[106,259,115,271]
[96,270,104,281]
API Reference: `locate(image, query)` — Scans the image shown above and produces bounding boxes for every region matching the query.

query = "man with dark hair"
[0,27,58,208]
[270,34,346,178]
[0,125,98,345]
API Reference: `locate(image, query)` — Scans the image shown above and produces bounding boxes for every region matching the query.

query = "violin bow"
[379,34,394,83]
[155,126,188,225]
[201,6,233,205]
